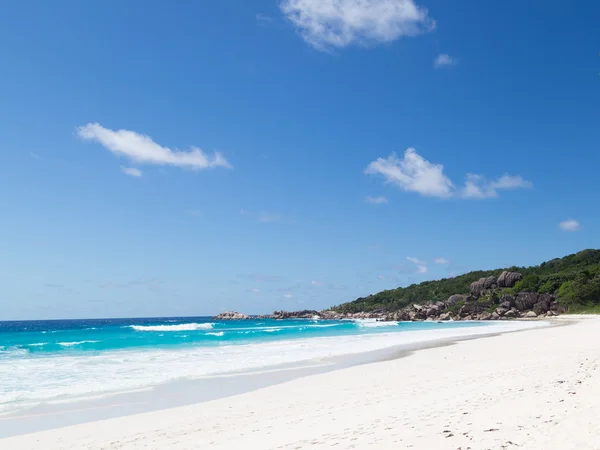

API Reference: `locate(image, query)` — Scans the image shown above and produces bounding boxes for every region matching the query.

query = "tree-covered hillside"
[332,249,600,313]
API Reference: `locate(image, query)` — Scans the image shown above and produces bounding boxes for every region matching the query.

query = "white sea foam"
[129,323,215,332]
[354,319,400,328]
[206,332,224,337]
[58,341,99,347]
[0,321,547,415]
[28,343,48,347]
[227,323,341,333]
[264,328,281,333]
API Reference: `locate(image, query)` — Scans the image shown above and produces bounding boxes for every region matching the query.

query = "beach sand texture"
[3,316,599,449]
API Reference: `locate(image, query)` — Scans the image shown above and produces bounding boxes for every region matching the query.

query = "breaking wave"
[129,323,215,332]
[354,319,400,328]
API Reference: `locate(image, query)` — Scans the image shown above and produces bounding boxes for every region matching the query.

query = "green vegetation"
[332,249,600,313]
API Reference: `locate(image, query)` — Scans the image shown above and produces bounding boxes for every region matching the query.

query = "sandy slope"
[3,316,600,449]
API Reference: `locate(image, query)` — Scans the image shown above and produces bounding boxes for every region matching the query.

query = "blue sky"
[1,0,599,319]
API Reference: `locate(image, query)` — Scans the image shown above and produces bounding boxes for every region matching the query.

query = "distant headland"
[215,249,600,322]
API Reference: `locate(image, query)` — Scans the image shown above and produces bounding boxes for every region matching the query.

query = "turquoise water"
[0,316,502,415]
[0,317,486,355]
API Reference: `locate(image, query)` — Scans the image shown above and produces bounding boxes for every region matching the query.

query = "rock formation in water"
[213,311,250,320]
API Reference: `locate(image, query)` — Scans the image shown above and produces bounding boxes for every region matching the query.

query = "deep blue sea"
[0,316,534,416]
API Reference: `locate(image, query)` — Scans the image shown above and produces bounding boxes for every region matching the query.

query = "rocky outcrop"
[377,290,559,322]
[222,288,564,323]
[269,310,320,319]
[515,292,539,311]
[446,294,466,306]
[214,311,250,320]
[470,276,498,296]
[500,294,515,308]
[497,271,522,288]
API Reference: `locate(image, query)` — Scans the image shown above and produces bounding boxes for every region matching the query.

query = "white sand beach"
[3,316,599,449]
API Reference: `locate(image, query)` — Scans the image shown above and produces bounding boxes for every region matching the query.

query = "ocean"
[0,317,537,417]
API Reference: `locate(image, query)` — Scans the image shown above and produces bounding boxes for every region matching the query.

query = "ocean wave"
[206,332,224,337]
[0,320,547,416]
[58,341,99,347]
[128,323,215,332]
[264,328,281,333]
[354,319,400,328]
[28,343,48,347]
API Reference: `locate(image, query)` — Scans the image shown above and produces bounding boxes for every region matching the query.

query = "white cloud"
[365,195,388,204]
[77,123,231,170]
[433,53,456,68]
[250,288,261,293]
[434,257,449,264]
[366,149,454,198]
[280,0,435,51]
[416,265,428,274]
[406,256,427,265]
[311,280,323,286]
[377,275,386,280]
[559,219,581,232]
[121,167,142,177]
[283,293,294,299]
[366,148,532,199]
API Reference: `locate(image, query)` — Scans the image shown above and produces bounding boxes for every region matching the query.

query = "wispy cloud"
[121,166,142,177]
[461,174,532,199]
[434,257,449,264]
[97,278,162,291]
[44,283,75,294]
[406,256,426,265]
[366,148,532,199]
[258,212,283,223]
[279,0,435,52]
[311,280,323,287]
[240,209,285,223]
[406,256,428,274]
[256,13,274,24]
[77,123,232,171]
[365,195,388,204]
[433,53,456,68]
[237,274,285,283]
[559,219,581,232]
[283,293,294,299]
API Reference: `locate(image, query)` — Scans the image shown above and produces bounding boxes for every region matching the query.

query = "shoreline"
[5,316,598,449]
[0,318,554,439]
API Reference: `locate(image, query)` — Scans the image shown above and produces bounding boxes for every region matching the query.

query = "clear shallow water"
[0,317,529,416]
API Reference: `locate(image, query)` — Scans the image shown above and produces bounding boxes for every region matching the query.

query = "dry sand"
[3,316,599,449]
